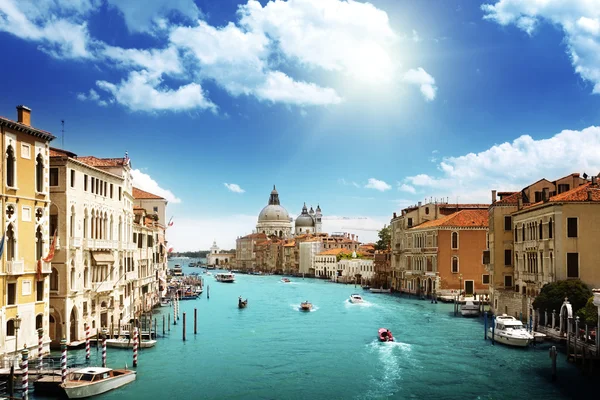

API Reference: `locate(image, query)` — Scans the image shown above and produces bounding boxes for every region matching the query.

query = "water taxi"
[460,300,479,317]
[281,278,291,283]
[300,301,312,311]
[215,272,235,283]
[349,294,364,303]
[61,367,136,398]
[487,314,534,347]
[378,328,394,342]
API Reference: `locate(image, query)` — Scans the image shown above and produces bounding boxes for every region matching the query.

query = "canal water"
[34,263,595,399]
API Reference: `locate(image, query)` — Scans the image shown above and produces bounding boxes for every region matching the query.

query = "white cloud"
[403,67,437,101]
[101,45,183,75]
[412,29,421,42]
[482,0,600,94]
[106,0,201,33]
[398,183,416,194]
[131,168,182,204]
[365,178,392,192]
[96,70,217,113]
[255,71,342,105]
[224,183,245,193]
[398,125,600,203]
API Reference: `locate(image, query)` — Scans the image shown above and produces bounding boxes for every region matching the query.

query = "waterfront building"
[282,240,295,274]
[47,148,135,346]
[405,210,489,297]
[254,237,282,273]
[235,232,267,271]
[294,203,322,235]
[373,250,392,288]
[0,105,55,361]
[206,240,235,268]
[337,253,374,285]
[485,173,587,317]
[299,239,322,275]
[390,201,488,292]
[314,248,344,279]
[132,187,168,227]
[256,186,293,238]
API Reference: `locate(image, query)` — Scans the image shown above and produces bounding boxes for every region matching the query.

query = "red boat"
[378,328,394,342]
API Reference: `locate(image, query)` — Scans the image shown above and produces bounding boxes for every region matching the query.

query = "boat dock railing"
[535,308,599,358]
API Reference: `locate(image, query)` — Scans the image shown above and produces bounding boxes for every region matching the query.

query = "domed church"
[256,185,293,238]
[295,203,322,235]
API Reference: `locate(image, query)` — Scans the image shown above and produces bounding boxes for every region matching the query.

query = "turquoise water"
[34,263,595,399]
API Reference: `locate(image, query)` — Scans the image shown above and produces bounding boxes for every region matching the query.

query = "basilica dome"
[295,203,315,227]
[258,204,290,222]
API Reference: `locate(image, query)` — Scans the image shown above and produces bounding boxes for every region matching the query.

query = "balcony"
[42,261,52,274]
[93,281,115,293]
[6,260,24,274]
[71,237,82,248]
[423,247,438,253]
[520,272,542,283]
[126,271,137,282]
[83,239,117,250]
[523,240,538,250]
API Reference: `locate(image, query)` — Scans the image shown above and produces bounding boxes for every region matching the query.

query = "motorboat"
[349,294,364,303]
[215,272,235,283]
[487,314,534,347]
[105,338,157,349]
[160,298,171,307]
[300,301,312,311]
[61,367,136,398]
[238,297,248,309]
[370,287,391,294]
[281,278,291,283]
[460,300,479,317]
[378,328,394,342]
[172,265,183,276]
[362,286,371,291]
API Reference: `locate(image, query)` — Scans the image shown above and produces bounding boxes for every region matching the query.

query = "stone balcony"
[126,271,137,282]
[71,237,82,248]
[84,238,118,250]
[6,260,24,275]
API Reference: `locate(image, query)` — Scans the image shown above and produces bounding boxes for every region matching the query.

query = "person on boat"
[387,330,392,341]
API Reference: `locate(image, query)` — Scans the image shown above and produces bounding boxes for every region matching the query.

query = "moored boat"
[370,287,391,294]
[487,314,534,347]
[215,272,235,283]
[281,278,291,283]
[460,300,479,317]
[378,328,394,342]
[172,265,183,276]
[61,367,136,399]
[105,338,157,349]
[160,298,171,307]
[300,301,312,311]
[349,294,364,303]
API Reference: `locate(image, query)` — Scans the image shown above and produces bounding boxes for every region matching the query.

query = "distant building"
[294,203,322,235]
[256,186,293,238]
[235,233,267,271]
[207,240,235,268]
[299,240,322,275]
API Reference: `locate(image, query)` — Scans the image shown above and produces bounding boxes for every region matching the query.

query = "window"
[21,143,31,159]
[84,174,88,191]
[514,227,518,242]
[37,154,46,191]
[539,220,543,240]
[153,206,158,213]
[6,145,16,187]
[99,180,103,196]
[522,224,525,241]
[22,206,31,222]
[50,268,58,291]
[451,256,459,273]
[37,280,44,301]
[425,207,429,215]
[22,280,32,296]
[504,216,512,231]
[6,224,15,261]
[567,253,579,278]
[534,191,542,203]
[6,319,15,336]
[504,249,512,266]
[482,274,490,284]
[7,283,16,305]
[558,184,570,194]
[133,232,137,243]
[118,187,122,201]
[104,182,107,196]
[91,177,95,193]
[110,184,113,198]
[35,226,43,260]
[138,234,143,248]
[50,214,58,237]
[407,218,413,228]
[36,315,43,330]
[504,275,513,287]
[567,218,577,238]
[451,232,458,249]
[49,167,59,187]
[70,170,75,187]
[549,218,553,239]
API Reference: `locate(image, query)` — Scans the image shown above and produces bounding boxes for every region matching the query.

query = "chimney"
[542,188,549,202]
[351,234,355,241]
[418,201,422,207]
[356,235,359,242]
[393,212,397,218]
[593,176,597,185]
[588,190,593,201]
[492,190,497,204]
[17,105,31,126]
[517,195,523,210]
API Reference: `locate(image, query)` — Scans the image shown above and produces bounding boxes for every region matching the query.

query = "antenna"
[61,120,65,148]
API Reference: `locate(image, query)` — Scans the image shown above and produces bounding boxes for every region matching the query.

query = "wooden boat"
[61,367,136,398]
[378,328,394,342]
[370,287,391,294]
[159,298,171,307]
[105,338,157,349]
[300,301,312,311]
[238,297,248,308]
[281,278,291,283]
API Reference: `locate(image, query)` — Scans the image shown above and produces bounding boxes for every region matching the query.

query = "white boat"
[215,272,235,283]
[487,314,534,347]
[172,265,183,276]
[61,367,136,398]
[105,338,157,349]
[349,294,364,303]
[460,300,479,317]
[370,287,391,294]
[160,298,171,307]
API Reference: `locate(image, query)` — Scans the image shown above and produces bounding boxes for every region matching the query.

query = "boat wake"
[344,299,375,308]
[290,304,319,312]
[362,340,412,398]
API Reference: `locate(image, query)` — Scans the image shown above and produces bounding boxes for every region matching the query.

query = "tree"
[532,280,592,314]
[375,225,391,251]
[576,297,599,326]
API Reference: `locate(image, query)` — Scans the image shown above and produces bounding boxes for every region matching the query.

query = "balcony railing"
[83,239,118,250]
[6,260,24,274]
[71,237,82,248]
[93,281,115,293]
[523,240,538,249]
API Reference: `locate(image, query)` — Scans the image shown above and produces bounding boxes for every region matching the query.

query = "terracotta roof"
[0,115,55,141]
[77,156,128,168]
[439,204,489,209]
[317,248,351,256]
[241,232,268,240]
[49,147,77,158]
[283,240,296,247]
[411,210,488,229]
[493,192,520,205]
[133,187,165,200]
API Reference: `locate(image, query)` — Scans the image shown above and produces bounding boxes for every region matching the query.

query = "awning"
[92,252,115,264]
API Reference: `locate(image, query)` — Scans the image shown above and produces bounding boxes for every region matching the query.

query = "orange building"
[406,210,489,297]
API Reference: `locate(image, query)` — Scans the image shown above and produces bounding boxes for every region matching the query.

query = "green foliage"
[336,252,365,261]
[171,251,210,258]
[576,297,599,326]
[532,280,592,314]
[375,225,391,251]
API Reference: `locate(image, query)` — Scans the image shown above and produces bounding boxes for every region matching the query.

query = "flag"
[37,259,42,281]
[168,246,174,253]
[168,216,174,227]
[123,151,130,166]
[0,233,5,259]
[43,230,58,263]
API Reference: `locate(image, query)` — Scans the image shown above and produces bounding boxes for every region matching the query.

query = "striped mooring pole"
[133,327,138,367]
[173,296,177,325]
[37,328,44,369]
[61,339,67,384]
[102,334,107,368]
[21,347,29,399]
[85,322,90,360]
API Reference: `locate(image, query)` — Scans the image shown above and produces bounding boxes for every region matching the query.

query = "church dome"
[295,203,315,228]
[258,185,290,223]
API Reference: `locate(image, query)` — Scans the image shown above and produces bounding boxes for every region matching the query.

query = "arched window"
[451,256,459,273]
[6,319,15,336]
[451,232,458,249]
[549,218,553,239]
[522,224,525,241]
[70,206,75,237]
[36,153,44,192]
[539,220,543,240]
[35,225,43,260]
[514,227,518,242]
[49,204,58,236]
[6,145,15,187]
[6,223,16,261]
[83,209,88,239]
[50,267,59,291]
[36,314,43,330]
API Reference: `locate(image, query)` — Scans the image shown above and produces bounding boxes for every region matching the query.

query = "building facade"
[294,203,322,235]
[298,240,322,275]
[207,240,235,268]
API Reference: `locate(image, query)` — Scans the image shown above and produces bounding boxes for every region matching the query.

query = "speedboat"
[460,300,479,317]
[378,328,394,342]
[349,294,364,303]
[61,367,136,398]
[281,278,291,283]
[300,301,312,311]
[216,272,235,283]
[370,287,391,294]
[238,297,248,308]
[105,338,157,349]
[487,314,534,347]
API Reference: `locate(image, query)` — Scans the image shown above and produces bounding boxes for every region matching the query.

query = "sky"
[1,0,600,250]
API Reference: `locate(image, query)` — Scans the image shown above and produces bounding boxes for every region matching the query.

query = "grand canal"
[34,262,595,399]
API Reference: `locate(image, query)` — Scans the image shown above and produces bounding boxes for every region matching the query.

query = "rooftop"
[77,156,129,168]
[0,115,55,141]
[411,209,489,229]
[133,187,165,200]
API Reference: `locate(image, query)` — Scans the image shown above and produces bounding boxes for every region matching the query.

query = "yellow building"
[1,105,55,361]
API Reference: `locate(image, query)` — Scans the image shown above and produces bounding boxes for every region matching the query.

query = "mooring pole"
[194,308,197,335]
[168,313,171,331]
[183,312,187,341]
[484,311,488,340]
[163,315,166,336]
[491,315,496,345]
[550,346,557,381]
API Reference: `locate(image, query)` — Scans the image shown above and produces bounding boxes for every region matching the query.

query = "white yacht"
[105,338,157,349]
[460,300,479,317]
[215,272,235,283]
[487,314,534,347]
[61,367,136,398]
[349,294,364,303]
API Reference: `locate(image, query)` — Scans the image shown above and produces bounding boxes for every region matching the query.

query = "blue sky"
[1,0,600,250]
